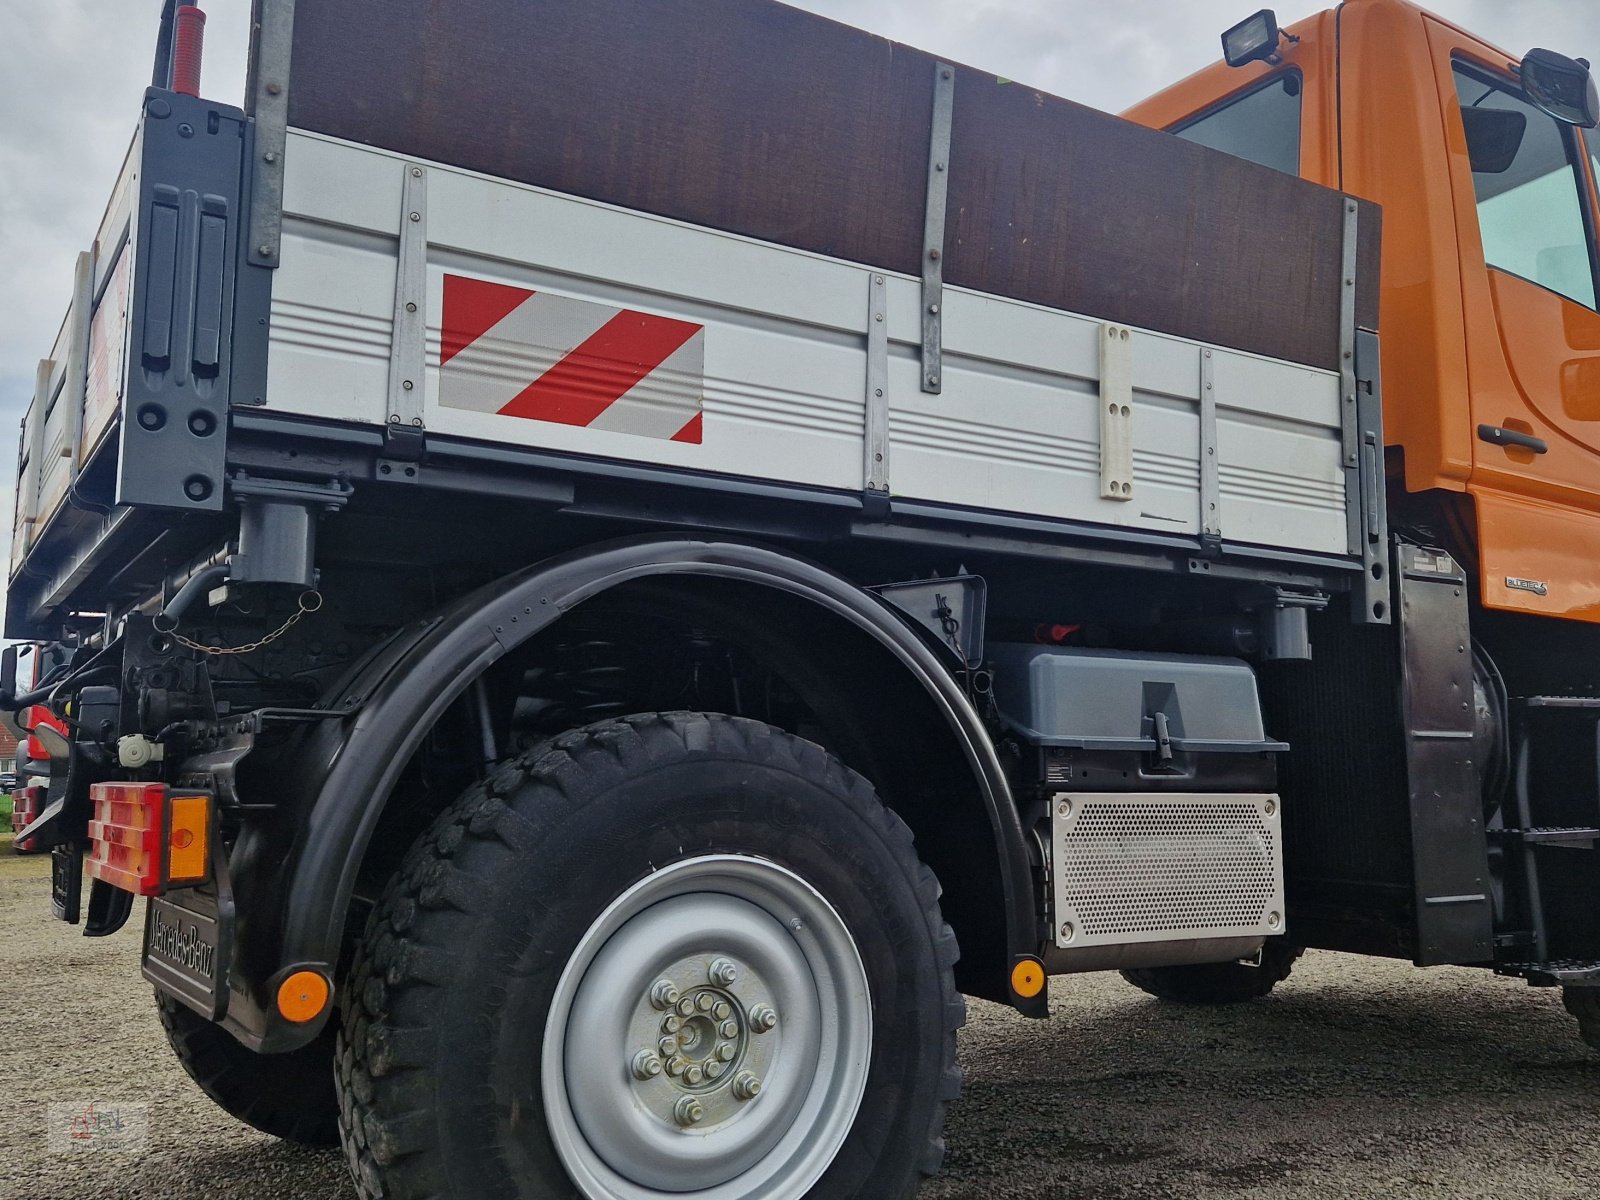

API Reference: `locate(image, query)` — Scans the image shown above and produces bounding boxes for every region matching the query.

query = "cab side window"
[1454,64,1597,310]
[1587,126,1600,202]
[1171,74,1302,176]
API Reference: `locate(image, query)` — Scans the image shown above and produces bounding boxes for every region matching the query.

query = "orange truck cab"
[1127,0,1600,623]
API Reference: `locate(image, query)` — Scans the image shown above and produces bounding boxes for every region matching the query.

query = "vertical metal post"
[921,63,955,394]
[246,0,296,269]
[64,250,94,473]
[1199,347,1220,544]
[386,165,429,431]
[864,273,889,494]
[1338,200,1361,559]
[1354,328,1392,624]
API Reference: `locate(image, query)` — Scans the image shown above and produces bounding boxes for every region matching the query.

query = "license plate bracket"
[51,845,82,923]
[143,888,230,1021]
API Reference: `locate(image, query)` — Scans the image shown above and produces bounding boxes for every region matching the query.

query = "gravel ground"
[4,843,1600,1200]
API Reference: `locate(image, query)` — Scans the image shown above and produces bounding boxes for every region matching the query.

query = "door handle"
[1477,424,1548,454]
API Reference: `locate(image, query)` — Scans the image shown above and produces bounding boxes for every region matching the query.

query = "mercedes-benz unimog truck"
[11,1,1600,1196]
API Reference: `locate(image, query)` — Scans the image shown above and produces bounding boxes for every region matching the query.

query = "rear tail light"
[11,784,43,852]
[85,783,211,897]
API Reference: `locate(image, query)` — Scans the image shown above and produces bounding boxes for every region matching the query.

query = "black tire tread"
[156,989,340,1145]
[337,711,963,1200]
[1563,987,1600,1050]
[1120,943,1303,1005]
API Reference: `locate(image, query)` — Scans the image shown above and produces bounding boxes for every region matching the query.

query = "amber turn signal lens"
[166,793,211,884]
[277,971,332,1023]
[1010,957,1046,999]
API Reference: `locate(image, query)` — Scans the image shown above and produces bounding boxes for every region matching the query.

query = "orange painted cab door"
[1433,21,1600,618]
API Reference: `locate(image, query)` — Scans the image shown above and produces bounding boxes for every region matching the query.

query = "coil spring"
[512,636,635,745]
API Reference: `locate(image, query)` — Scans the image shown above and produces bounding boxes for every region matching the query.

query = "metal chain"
[157,590,323,657]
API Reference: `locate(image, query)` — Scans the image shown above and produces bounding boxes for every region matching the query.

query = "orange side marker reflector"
[277,971,332,1023]
[167,793,211,884]
[1010,957,1046,999]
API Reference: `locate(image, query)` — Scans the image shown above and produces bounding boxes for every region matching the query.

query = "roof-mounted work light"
[1222,10,1292,69]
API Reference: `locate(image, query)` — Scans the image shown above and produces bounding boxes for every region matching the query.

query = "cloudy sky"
[0,0,1595,607]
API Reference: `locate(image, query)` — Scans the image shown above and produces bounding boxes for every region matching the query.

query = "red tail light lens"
[85,783,211,897]
[11,784,43,852]
[86,783,166,896]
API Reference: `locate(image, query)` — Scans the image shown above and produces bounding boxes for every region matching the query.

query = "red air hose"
[171,5,206,97]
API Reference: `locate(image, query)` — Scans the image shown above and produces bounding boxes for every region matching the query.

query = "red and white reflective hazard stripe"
[438,273,704,444]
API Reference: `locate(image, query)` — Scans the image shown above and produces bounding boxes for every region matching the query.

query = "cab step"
[1495,960,1600,987]
[1489,826,1600,848]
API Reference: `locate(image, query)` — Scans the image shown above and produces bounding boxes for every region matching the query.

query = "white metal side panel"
[270,221,400,421]
[887,286,1206,535]
[34,328,74,532]
[1212,352,1346,553]
[268,130,1349,557]
[82,243,132,464]
[11,403,40,570]
[271,133,863,492]
[93,132,139,296]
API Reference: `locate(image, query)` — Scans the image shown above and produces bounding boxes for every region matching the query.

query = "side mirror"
[1522,48,1600,128]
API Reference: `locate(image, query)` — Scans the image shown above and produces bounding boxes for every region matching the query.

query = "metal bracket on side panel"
[1353,328,1391,624]
[920,62,955,394]
[1099,324,1134,501]
[864,273,890,501]
[869,574,987,669]
[1337,200,1361,559]
[1199,347,1220,550]
[386,165,428,434]
[245,0,296,269]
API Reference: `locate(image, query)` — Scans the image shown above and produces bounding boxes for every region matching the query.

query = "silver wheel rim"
[542,854,873,1200]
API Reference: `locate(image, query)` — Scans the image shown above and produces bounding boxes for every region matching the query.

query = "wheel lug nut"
[658,1036,678,1057]
[696,993,715,1012]
[662,1015,682,1034]
[732,1071,763,1101]
[708,957,739,987]
[673,1096,705,1127]
[719,1020,738,1038]
[705,1060,725,1080]
[685,1064,705,1085]
[716,1042,736,1062]
[749,1004,778,1033]
[632,1051,663,1081]
[650,980,680,1010]
[676,996,696,1016]
[666,1055,688,1077]
[713,1001,732,1020]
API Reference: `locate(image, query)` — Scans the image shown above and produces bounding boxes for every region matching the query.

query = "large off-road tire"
[337,711,963,1200]
[1120,942,1303,1005]
[155,989,340,1144]
[1562,987,1600,1050]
